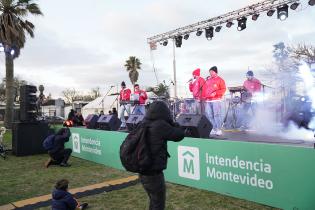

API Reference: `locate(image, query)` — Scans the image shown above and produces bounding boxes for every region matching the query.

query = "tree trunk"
[4,52,14,129]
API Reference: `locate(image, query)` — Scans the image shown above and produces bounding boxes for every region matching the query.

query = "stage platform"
[210,130,315,148]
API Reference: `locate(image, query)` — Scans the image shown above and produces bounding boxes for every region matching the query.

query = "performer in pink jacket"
[188,68,205,114]
[203,66,226,136]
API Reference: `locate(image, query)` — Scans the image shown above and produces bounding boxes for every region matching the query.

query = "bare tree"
[289,44,315,67]
[91,87,101,99]
[62,88,78,104]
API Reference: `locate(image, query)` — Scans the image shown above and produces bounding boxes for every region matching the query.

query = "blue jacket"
[51,189,77,210]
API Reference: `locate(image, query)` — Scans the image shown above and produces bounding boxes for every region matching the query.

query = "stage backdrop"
[65,127,315,210]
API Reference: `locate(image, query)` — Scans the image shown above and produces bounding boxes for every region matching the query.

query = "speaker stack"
[84,114,99,129]
[97,114,121,131]
[176,114,212,138]
[126,114,145,131]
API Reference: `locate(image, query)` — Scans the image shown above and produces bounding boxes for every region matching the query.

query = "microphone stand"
[99,86,114,112]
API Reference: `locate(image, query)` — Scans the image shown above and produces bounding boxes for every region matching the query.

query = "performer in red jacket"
[203,66,226,136]
[188,68,205,114]
[119,81,131,128]
[132,84,148,115]
[241,70,262,129]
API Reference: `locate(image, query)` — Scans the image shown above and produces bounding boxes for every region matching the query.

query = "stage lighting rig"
[226,21,233,28]
[148,0,304,47]
[162,40,168,46]
[215,26,222,32]
[267,9,276,16]
[175,35,182,48]
[309,0,315,6]
[183,34,190,40]
[237,17,247,31]
[205,26,214,40]
[196,29,203,36]
[277,4,289,20]
[252,13,260,21]
[290,2,299,9]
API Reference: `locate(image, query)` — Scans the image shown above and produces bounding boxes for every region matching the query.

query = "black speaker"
[176,114,212,138]
[84,114,99,129]
[97,114,121,131]
[126,114,144,131]
[12,122,51,156]
[20,85,38,122]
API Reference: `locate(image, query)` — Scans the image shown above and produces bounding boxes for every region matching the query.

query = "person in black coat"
[52,179,88,210]
[140,101,185,210]
[45,128,72,167]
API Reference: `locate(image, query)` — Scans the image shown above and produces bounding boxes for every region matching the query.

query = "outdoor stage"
[65,127,315,210]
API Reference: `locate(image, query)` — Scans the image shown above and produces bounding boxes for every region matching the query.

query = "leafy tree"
[147,83,170,98]
[124,56,141,85]
[0,0,43,128]
[0,77,27,102]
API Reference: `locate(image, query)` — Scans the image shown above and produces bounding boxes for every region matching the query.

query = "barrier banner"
[66,127,315,210]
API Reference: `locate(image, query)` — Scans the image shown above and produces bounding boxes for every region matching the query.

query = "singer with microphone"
[241,70,262,130]
[188,68,205,114]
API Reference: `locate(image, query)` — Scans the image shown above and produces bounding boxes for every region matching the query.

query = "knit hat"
[246,70,254,76]
[209,66,218,73]
[192,68,200,76]
[121,81,126,87]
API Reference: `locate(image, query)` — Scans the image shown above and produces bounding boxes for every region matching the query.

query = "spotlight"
[0,43,3,52]
[196,29,203,36]
[309,0,315,6]
[215,26,222,32]
[10,49,15,56]
[290,2,299,10]
[252,13,259,21]
[183,34,190,40]
[267,9,275,16]
[277,4,288,21]
[205,26,214,40]
[226,21,233,28]
[175,35,182,48]
[162,40,168,46]
[237,17,247,31]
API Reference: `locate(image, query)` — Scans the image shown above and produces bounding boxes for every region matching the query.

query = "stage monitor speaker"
[176,114,212,138]
[12,122,51,156]
[84,114,99,129]
[97,114,121,131]
[126,114,145,131]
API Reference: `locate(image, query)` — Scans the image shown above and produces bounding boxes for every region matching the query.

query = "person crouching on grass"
[52,179,88,210]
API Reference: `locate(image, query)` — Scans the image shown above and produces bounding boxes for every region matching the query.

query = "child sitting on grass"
[52,179,88,210]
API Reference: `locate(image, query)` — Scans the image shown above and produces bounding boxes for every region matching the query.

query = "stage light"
[215,26,222,32]
[175,35,182,48]
[196,29,203,36]
[237,17,247,31]
[226,21,233,28]
[0,43,3,52]
[277,4,288,21]
[183,34,190,40]
[205,26,214,40]
[290,2,299,10]
[162,40,168,46]
[309,0,315,6]
[10,49,15,56]
[252,13,259,21]
[267,9,275,16]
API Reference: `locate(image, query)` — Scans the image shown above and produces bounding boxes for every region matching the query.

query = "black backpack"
[120,122,152,173]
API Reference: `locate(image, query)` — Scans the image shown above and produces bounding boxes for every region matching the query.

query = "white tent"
[81,95,118,118]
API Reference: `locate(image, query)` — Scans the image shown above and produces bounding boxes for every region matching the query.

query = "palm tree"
[124,56,141,85]
[0,0,43,128]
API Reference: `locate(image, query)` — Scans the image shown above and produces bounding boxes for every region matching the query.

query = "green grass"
[1,130,278,210]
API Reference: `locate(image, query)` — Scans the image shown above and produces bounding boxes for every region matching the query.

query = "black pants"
[139,172,166,210]
[50,149,72,164]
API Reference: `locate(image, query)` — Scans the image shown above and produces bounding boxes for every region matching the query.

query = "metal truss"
[147,0,300,45]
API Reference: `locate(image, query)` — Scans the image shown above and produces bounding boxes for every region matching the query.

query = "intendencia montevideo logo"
[178,146,200,180]
[206,154,273,190]
[72,133,81,153]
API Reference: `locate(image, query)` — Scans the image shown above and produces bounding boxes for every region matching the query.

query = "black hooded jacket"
[142,101,185,174]
[49,128,71,154]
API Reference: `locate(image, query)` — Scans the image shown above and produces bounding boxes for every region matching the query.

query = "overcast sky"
[1,0,314,98]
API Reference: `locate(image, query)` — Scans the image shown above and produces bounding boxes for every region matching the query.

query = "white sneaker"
[215,129,222,136]
[210,129,217,136]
